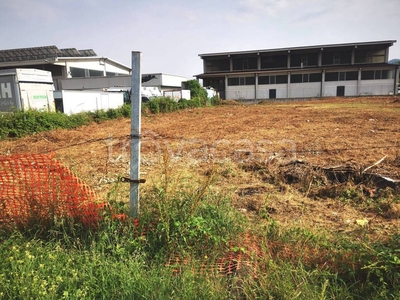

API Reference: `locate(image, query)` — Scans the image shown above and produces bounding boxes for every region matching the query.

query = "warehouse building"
[0,45,188,92]
[0,46,189,113]
[196,40,399,101]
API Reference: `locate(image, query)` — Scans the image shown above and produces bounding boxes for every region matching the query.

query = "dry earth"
[1,96,400,240]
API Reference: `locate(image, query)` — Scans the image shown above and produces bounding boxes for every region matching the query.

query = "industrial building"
[0,46,189,113]
[196,40,399,101]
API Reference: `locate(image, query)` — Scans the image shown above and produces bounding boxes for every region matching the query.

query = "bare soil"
[1,96,400,240]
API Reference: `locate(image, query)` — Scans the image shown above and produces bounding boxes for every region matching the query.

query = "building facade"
[196,40,399,101]
[0,46,131,91]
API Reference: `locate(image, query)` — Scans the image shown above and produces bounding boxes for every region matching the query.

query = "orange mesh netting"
[0,153,104,229]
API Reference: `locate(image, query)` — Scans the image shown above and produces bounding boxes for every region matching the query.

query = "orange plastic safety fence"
[0,153,103,229]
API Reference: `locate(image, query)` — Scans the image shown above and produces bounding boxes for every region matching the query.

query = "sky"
[1,0,399,79]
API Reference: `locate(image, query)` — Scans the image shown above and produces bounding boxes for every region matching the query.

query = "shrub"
[0,104,132,140]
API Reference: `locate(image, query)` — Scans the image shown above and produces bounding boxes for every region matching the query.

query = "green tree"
[183,79,207,100]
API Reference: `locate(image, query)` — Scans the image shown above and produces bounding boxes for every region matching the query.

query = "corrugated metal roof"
[0,46,97,62]
[199,40,397,58]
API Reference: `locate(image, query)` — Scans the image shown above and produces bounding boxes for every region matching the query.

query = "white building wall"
[226,86,255,100]
[324,81,358,97]
[58,60,130,75]
[160,74,189,88]
[289,82,320,98]
[55,90,124,115]
[359,79,395,96]
[257,85,288,99]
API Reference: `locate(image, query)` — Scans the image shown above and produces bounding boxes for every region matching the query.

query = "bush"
[0,104,132,140]
[183,79,208,100]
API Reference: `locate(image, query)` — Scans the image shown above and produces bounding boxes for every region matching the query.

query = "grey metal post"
[130,51,142,217]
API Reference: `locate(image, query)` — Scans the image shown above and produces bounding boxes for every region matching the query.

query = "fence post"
[130,51,142,217]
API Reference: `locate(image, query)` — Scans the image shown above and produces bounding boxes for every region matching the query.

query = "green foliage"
[140,153,243,257]
[0,104,131,140]
[183,79,208,100]
[142,95,215,114]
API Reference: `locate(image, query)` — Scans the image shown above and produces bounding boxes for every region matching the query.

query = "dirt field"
[1,96,399,240]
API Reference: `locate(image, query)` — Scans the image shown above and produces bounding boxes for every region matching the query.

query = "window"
[290,53,319,68]
[290,54,302,67]
[301,55,308,67]
[258,76,269,84]
[270,75,276,84]
[290,74,302,83]
[325,72,338,81]
[309,73,322,82]
[228,78,239,86]
[259,75,288,84]
[361,70,393,80]
[261,54,287,69]
[361,70,374,80]
[290,73,320,83]
[333,52,340,65]
[382,70,393,79]
[89,69,103,77]
[346,71,358,81]
[205,58,230,72]
[228,77,255,86]
[233,57,257,70]
[276,75,288,84]
[326,71,358,81]
[70,67,86,78]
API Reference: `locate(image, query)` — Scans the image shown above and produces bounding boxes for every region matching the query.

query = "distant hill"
[389,58,400,64]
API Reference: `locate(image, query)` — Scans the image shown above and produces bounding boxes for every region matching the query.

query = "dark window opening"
[322,52,334,65]
[325,72,338,81]
[261,54,287,69]
[346,71,358,81]
[89,69,103,77]
[290,54,302,67]
[307,53,319,66]
[205,58,230,72]
[228,77,255,86]
[361,70,375,80]
[259,75,288,84]
[290,74,302,83]
[70,67,86,78]
[233,57,257,70]
[309,73,322,82]
[276,75,288,84]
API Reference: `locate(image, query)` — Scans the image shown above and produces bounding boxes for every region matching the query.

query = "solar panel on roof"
[79,49,97,56]
[0,45,98,62]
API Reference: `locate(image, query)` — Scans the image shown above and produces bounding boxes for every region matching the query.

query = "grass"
[1,97,400,298]
[1,156,400,299]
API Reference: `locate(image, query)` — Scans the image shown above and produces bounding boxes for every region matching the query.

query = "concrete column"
[321,70,325,97]
[287,51,291,69]
[351,49,355,65]
[255,74,258,101]
[287,72,291,99]
[65,63,71,78]
[357,68,362,96]
[225,75,228,99]
[318,50,322,67]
